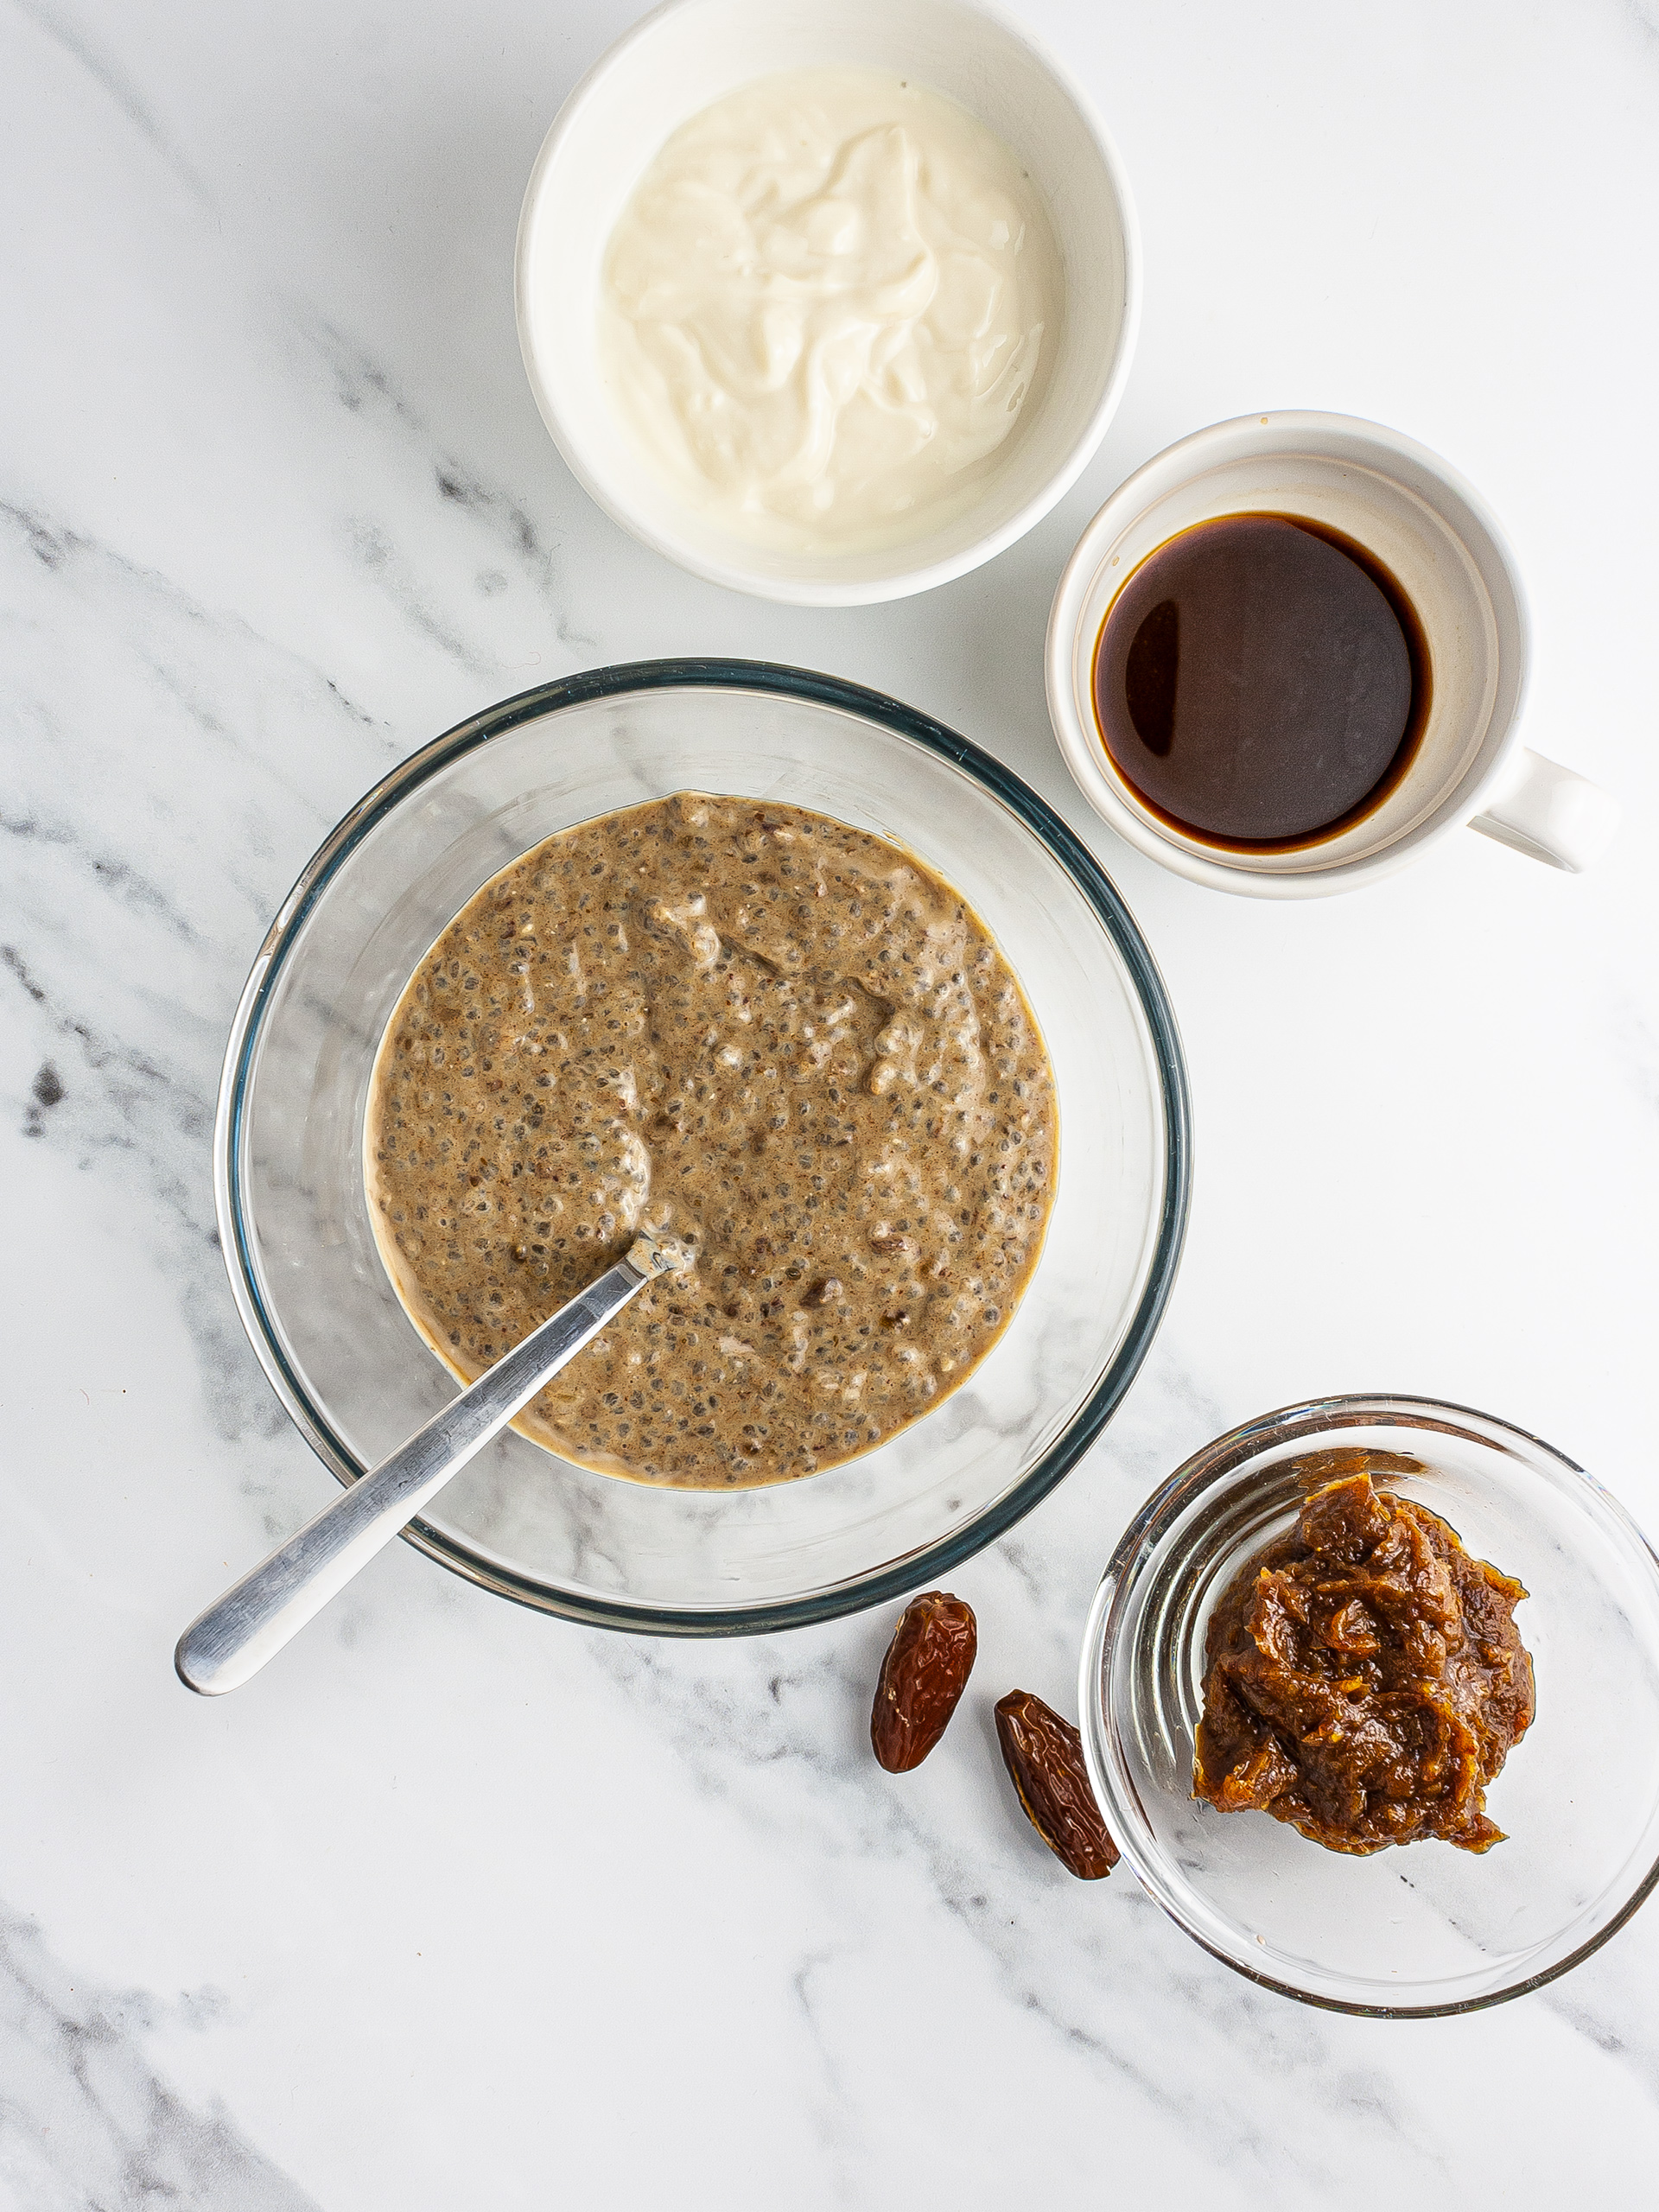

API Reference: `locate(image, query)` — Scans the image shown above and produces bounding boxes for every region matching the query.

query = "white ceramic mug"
[1046,412,1619,896]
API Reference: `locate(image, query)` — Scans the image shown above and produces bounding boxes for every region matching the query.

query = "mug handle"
[1468,748,1620,873]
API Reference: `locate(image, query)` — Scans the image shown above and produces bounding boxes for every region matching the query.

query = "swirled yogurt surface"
[598,69,1061,551]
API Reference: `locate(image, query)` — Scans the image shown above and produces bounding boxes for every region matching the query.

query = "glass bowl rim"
[1077,1389,1659,2018]
[214,657,1192,1636]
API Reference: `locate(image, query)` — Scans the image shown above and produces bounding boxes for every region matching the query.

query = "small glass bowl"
[1079,1395,1659,2016]
[217,661,1190,1635]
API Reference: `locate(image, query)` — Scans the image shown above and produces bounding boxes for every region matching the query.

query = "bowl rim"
[1077,1389,1659,2016]
[215,658,1192,1636]
[513,0,1142,607]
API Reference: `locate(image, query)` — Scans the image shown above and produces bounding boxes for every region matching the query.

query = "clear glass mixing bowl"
[217,661,1190,1633]
[1079,1395,1659,2014]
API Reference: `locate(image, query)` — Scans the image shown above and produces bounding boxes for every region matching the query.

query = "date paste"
[1194,1463,1535,1854]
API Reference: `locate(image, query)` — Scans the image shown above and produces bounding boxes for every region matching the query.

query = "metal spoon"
[175,1232,688,1695]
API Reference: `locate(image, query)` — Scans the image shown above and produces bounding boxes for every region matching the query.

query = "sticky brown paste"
[1194,1462,1535,1853]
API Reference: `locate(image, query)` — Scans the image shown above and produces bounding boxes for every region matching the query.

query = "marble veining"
[3,0,1659,2205]
[0,1904,320,2212]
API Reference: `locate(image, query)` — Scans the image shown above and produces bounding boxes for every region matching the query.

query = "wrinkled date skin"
[995,1690,1120,1878]
[870,1592,978,1771]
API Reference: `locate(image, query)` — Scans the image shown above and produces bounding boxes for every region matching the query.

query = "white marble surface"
[3,0,1658,2201]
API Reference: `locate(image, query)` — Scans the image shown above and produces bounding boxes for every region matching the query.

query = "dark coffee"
[1091,513,1430,850]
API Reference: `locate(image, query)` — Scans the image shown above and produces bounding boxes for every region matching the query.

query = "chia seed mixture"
[367,792,1058,1487]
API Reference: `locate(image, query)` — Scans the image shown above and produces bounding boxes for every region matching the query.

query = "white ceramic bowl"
[515,0,1139,606]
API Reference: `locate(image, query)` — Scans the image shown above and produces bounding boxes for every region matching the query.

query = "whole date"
[870,1592,978,1771]
[995,1689,1120,1879]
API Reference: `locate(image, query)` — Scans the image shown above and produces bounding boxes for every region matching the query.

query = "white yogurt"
[597,69,1062,552]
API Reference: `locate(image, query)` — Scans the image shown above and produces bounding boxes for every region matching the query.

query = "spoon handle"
[175,1235,682,1695]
